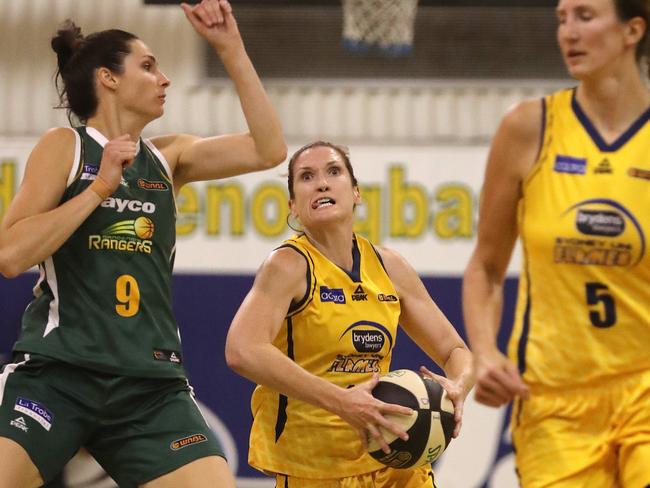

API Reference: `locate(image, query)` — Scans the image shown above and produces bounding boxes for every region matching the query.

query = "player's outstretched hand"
[473,348,529,408]
[334,373,413,454]
[180,0,242,53]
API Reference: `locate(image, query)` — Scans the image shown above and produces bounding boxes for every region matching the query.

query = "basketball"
[134,216,155,240]
[368,369,455,469]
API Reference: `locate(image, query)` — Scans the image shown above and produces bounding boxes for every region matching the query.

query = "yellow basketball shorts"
[275,465,436,488]
[511,369,650,487]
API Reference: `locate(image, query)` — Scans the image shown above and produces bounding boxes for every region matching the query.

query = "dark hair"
[287,141,358,199]
[51,20,138,124]
[614,0,650,66]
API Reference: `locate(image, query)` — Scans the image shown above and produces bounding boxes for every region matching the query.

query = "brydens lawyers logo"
[320,286,346,304]
[170,433,207,450]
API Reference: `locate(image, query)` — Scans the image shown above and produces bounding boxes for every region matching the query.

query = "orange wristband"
[89,175,113,201]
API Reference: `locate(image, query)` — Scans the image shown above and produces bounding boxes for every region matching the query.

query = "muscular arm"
[379,247,472,391]
[154,2,286,190]
[0,129,102,277]
[379,247,473,435]
[462,99,542,406]
[226,247,343,410]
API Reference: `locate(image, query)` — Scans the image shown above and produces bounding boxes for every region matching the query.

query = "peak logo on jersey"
[555,199,645,267]
[100,197,155,214]
[14,397,53,431]
[10,417,28,432]
[352,285,368,301]
[378,293,398,302]
[594,159,613,174]
[153,349,182,364]
[554,155,586,175]
[88,217,154,254]
[320,286,346,304]
[138,178,169,191]
[170,434,207,451]
[628,167,650,181]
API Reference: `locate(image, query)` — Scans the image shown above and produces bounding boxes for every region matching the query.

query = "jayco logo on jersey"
[554,155,587,175]
[101,197,156,214]
[320,286,346,304]
[14,397,53,431]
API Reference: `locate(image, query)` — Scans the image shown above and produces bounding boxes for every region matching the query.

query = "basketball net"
[342,0,419,57]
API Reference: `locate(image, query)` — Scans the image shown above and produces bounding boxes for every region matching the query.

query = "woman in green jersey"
[0,0,286,486]
[226,142,473,488]
[464,0,650,485]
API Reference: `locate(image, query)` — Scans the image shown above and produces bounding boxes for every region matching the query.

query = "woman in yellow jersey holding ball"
[464,0,650,486]
[226,141,473,488]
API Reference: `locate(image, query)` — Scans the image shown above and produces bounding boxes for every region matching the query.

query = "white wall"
[0,0,568,143]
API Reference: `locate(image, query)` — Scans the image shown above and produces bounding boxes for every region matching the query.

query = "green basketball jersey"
[14,127,184,378]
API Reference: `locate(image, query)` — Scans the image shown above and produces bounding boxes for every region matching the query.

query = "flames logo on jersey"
[555,199,645,267]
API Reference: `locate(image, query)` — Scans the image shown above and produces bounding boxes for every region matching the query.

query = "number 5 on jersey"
[585,282,616,328]
[116,274,140,317]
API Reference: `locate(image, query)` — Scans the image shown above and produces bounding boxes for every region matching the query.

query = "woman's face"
[113,40,170,121]
[289,145,361,229]
[556,0,634,78]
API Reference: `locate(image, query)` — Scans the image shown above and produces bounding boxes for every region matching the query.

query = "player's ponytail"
[51,20,138,124]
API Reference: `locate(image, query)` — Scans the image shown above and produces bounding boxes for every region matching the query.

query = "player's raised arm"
[152,0,286,190]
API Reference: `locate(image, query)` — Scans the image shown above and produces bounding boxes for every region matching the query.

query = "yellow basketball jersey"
[249,234,401,478]
[508,88,650,388]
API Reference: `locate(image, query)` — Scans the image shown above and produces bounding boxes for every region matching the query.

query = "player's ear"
[98,67,118,90]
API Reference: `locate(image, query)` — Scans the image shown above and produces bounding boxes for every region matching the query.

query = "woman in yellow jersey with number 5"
[464,0,650,486]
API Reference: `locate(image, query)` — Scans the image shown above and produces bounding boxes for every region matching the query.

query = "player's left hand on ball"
[420,366,465,438]
[337,373,413,454]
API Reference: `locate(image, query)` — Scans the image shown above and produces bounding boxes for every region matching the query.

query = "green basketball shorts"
[0,353,225,486]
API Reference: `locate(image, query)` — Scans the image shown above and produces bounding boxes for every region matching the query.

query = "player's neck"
[304,225,355,272]
[576,72,650,140]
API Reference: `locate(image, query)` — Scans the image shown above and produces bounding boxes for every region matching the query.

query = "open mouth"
[312,197,335,209]
[567,50,586,59]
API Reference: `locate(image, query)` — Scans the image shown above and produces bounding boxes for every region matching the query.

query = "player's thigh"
[0,354,92,484]
[0,437,43,488]
[89,377,226,487]
[512,392,617,488]
[140,455,235,488]
[618,372,650,488]
[374,465,437,488]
